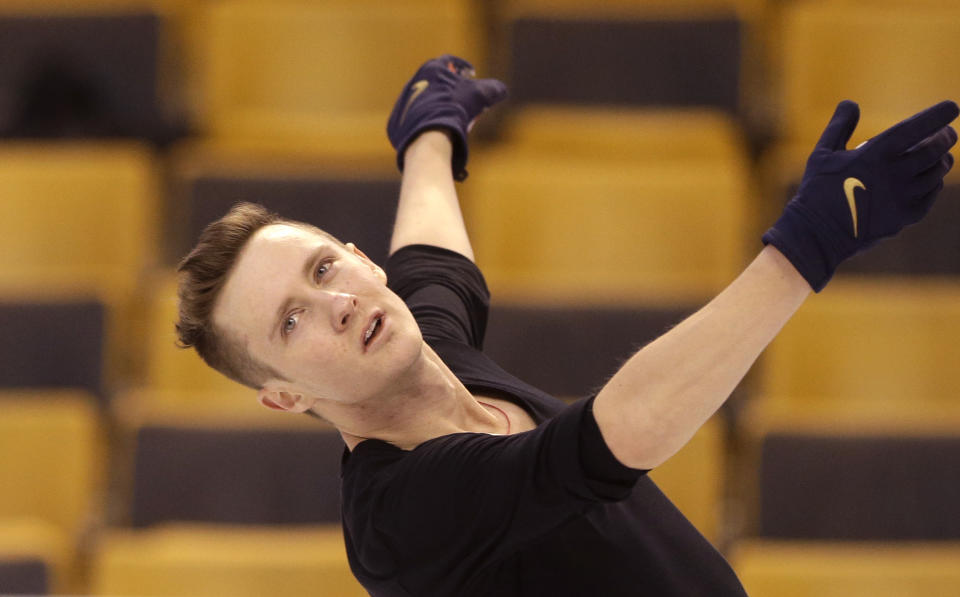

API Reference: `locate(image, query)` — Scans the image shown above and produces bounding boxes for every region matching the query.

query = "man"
[176,56,958,595]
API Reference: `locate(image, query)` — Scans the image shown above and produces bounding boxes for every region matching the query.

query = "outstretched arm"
[594,245,809,469]
[385,55,507,260]
[595,100,958,470]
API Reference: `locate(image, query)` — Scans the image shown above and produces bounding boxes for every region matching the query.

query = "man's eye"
[315,260,332,282]
[282,313,299,335]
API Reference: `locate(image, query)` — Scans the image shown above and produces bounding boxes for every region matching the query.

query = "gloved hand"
[763,100,959,291]
[387,55,508,181]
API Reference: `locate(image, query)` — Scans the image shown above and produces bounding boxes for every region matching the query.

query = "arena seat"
[500,106,749,164]
[776,3,960,148]
[504,10,743,112]
[0,559,48,596]
[485,303,696,398]
[757,280,960,411]
[731,540,960,597]
[0,300,105,400]
[462,149,751,303]
[0,392,105,538]
[755,431,960,541]
[0,141,160,386]
[0,518,71,595]
[127,421,344,527]
[0,6,183,143]
[0,394,103,594]
[195,0,481,153]
[91,524,366,597]
[0,142,159,299]
[169,154,399,269]
[501,0,762,18]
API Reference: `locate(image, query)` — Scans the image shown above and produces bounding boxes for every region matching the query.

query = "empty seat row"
[732,541,960,597]
[7,1,960,155]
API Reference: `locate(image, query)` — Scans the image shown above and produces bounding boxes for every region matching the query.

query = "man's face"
[213,223,424,408]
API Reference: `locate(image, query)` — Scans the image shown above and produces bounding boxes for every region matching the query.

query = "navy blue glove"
[763,100,959,291]
[387,55,508,181]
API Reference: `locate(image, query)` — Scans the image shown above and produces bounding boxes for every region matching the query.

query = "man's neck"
[317,342,504,451]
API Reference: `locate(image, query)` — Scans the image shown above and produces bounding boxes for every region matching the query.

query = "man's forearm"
[389,131,475,260]
[593,245,811,470]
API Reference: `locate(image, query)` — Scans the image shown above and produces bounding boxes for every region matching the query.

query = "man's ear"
[346,242,387,283]
[257,387,313,413]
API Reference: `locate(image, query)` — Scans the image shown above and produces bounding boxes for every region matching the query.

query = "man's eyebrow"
[268,244,328,343]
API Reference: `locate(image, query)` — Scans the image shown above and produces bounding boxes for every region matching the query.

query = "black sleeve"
[385,244,490,350]
[379,396,646,566]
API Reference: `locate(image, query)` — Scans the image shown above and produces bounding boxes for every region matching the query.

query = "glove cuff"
[762,202,845,292]
[395,120,469,181]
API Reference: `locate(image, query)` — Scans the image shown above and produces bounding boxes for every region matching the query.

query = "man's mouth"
[363,312,384,349]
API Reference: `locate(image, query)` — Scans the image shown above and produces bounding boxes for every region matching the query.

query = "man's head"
[177,203,311,388]
[176,202,424,414]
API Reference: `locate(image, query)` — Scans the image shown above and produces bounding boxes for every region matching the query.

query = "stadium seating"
[194,0,481,154]
[91,524,366,597]
[776,3,960,148]
[0,300,105,400]
[168,147,399,268]
[0,391,105,538]
[0,392,104,593]
[0,141,160,386]
[0,518,71,595]
[462,148,751,303]
[127,421,344,527]
[0,559,48,596]
[500,0,762,18]
[732,540,960,597]
[500,106,749,164]
[92,411,356,597]
[0,6,183,143]
[756,431,960,541]
[0,142,159,297]
[485,303,695,398]
[757,280,960,412]
[504,10,743,112]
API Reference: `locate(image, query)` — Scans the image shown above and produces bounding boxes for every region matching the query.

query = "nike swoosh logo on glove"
[844,177,866,238]
[399,80,429,126]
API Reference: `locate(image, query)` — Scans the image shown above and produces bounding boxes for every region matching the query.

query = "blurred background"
[1,0,959,595]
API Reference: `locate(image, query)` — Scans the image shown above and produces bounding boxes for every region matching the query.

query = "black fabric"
[132,426,344,527]
[0,558,48,595]
[341,244,746,596]
[760,433,960,540]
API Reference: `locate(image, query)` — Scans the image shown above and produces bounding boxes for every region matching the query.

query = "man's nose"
[329,292,358,332]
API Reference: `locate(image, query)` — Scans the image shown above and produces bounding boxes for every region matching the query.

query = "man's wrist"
[405,130,453,157]
[403,130,455,173]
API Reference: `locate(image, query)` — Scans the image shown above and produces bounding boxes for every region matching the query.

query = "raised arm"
[390,131,473,259]
[595,100,959,470]
[385,55,507,260]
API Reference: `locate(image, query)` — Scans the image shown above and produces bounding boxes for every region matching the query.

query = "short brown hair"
[175,202,339,389]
